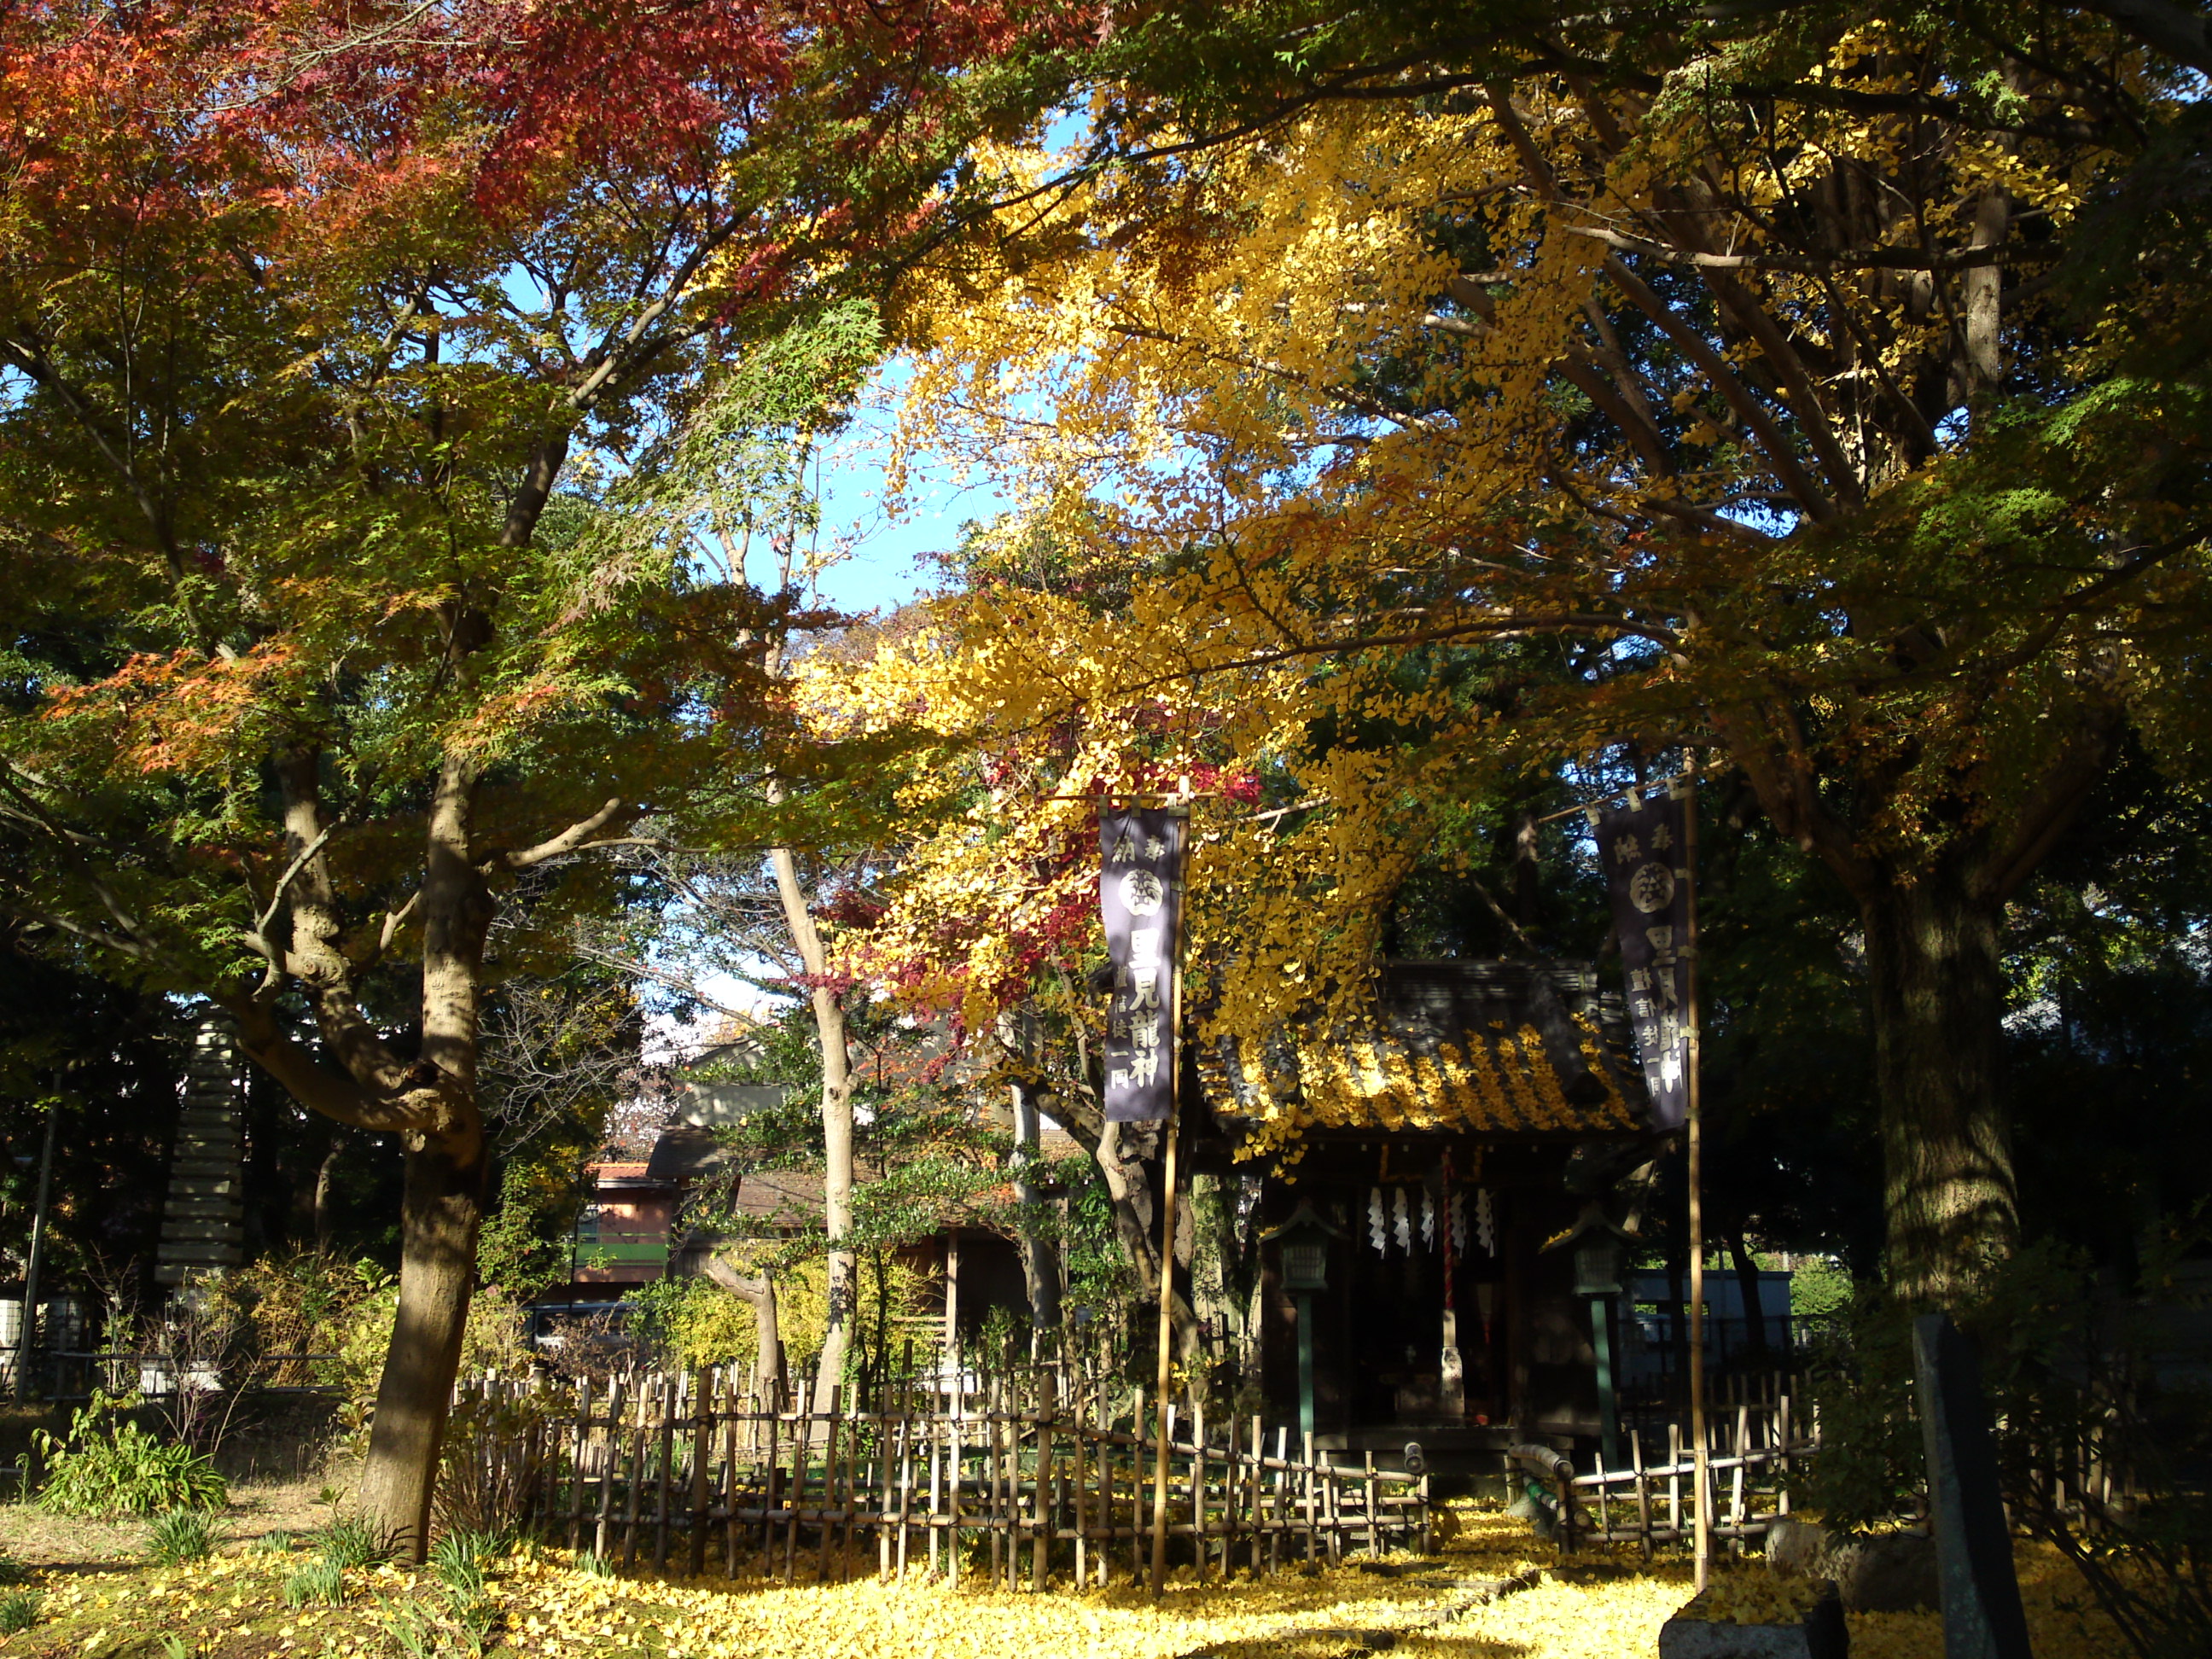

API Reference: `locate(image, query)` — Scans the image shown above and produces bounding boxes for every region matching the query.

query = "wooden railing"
[481,1362,1430,1585]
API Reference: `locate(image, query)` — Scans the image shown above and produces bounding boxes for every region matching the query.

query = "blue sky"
[803,358,1012,618]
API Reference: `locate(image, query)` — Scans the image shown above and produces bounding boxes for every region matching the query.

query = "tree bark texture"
[702,1254,783,1401]
[356,1126,486,1557]
[768,845,854,1422]
[1188,1172,1254,1370]
[1860,867,2019,1305]
[1033,1035,1202,1361]
[1009,1076,1062,1338]
[225,742,504,1558]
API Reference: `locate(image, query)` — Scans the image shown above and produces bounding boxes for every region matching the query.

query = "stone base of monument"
[1656,1619,1808,1658]
[1656,1583,1841,1659]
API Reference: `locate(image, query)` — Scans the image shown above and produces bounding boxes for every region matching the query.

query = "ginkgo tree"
[823,0,2212,1302]
[0,0,1094,1552]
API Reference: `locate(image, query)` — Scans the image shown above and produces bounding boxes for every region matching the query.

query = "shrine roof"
[1201,959,1651,1150]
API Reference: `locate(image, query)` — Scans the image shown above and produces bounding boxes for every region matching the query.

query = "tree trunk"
[355,1123,486,1557]
[1042,1088,1202,1360]
[354,748,492,1558]
[703,1254,781,1401]
[1188,1171,1249,1369]
[767,845,854,1423]
[1727,1230,1768,1361]
[313,1128,346,1249]
[1096,1120,1200,1357]
[808,981,855,1410]
[1010,1076,1062,1341]
[1860,865,2018,1305]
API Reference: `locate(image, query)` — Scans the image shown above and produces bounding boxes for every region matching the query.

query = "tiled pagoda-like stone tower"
[154,1018,247,1287]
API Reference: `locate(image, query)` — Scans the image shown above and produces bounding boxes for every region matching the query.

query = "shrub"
[1806,1243,2212,1659]
[202,1254,387,1390]
[251,1530,298,1555]
[0,1591,39,1635]
[283,1557,346,1609]
[34,1394,227,1517]
[435,1384,555,1539]
[329,1285,530,1434]
[573,1551,616,1579]
[146,1506,219,1565]
[629,1254,923,1377]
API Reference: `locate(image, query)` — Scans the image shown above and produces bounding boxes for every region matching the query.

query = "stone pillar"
[154,1019,247,1288]
[1913,1313,2032,1659]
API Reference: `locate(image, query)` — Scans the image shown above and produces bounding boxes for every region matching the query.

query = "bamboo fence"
[475,1357,1431,1586]
[1540,1372,1818,1556]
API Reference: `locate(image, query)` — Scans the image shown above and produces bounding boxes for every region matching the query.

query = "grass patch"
[428,1530,506,1598]
[148,1507,220,1566]
[282,1556,345,1609]
[317,1513,386,1569]
[0,1588,39,1634]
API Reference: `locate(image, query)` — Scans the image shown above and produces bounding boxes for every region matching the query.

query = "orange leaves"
[38,642,302,779]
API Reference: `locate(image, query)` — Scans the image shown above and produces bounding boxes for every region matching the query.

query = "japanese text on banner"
[1591,783,1694,1131]
[1099,805,1184,1122]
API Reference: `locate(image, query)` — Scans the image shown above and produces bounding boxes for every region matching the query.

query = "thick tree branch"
[1598,254,1839,521]
[1565,224,2041,275]
[494,797,626,870]
[255,821,341,940]
[2080,0,2212,77]
[222,996,422,1133]
[273,752,412,1097]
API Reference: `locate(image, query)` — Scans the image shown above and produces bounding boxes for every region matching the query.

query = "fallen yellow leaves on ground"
[0,1507,2139,1659]
[1674,1577,1824,1625]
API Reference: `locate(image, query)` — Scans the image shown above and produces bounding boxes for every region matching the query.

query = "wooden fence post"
[688,1369,713,1577]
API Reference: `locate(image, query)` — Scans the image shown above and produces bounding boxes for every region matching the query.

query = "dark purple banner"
[1591,782,1693,1131]
[1100,805,1184,1122]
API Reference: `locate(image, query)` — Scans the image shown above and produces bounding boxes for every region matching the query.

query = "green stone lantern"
[1262,1200,1345,1441]
[1545,1202,1640,1467]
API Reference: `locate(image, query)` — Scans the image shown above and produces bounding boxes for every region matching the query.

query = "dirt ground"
[0,1474,337,1570]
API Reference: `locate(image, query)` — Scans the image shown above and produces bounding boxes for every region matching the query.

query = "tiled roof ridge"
[1202,957,1650,1150]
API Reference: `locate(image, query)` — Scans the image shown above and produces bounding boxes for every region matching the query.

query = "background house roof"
[643,1126,735,1185]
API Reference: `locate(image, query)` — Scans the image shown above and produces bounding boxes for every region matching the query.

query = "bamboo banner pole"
[1149,1093,1181,1596]
[1147,793,1190,1598]
[1685,779,1713,1592]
